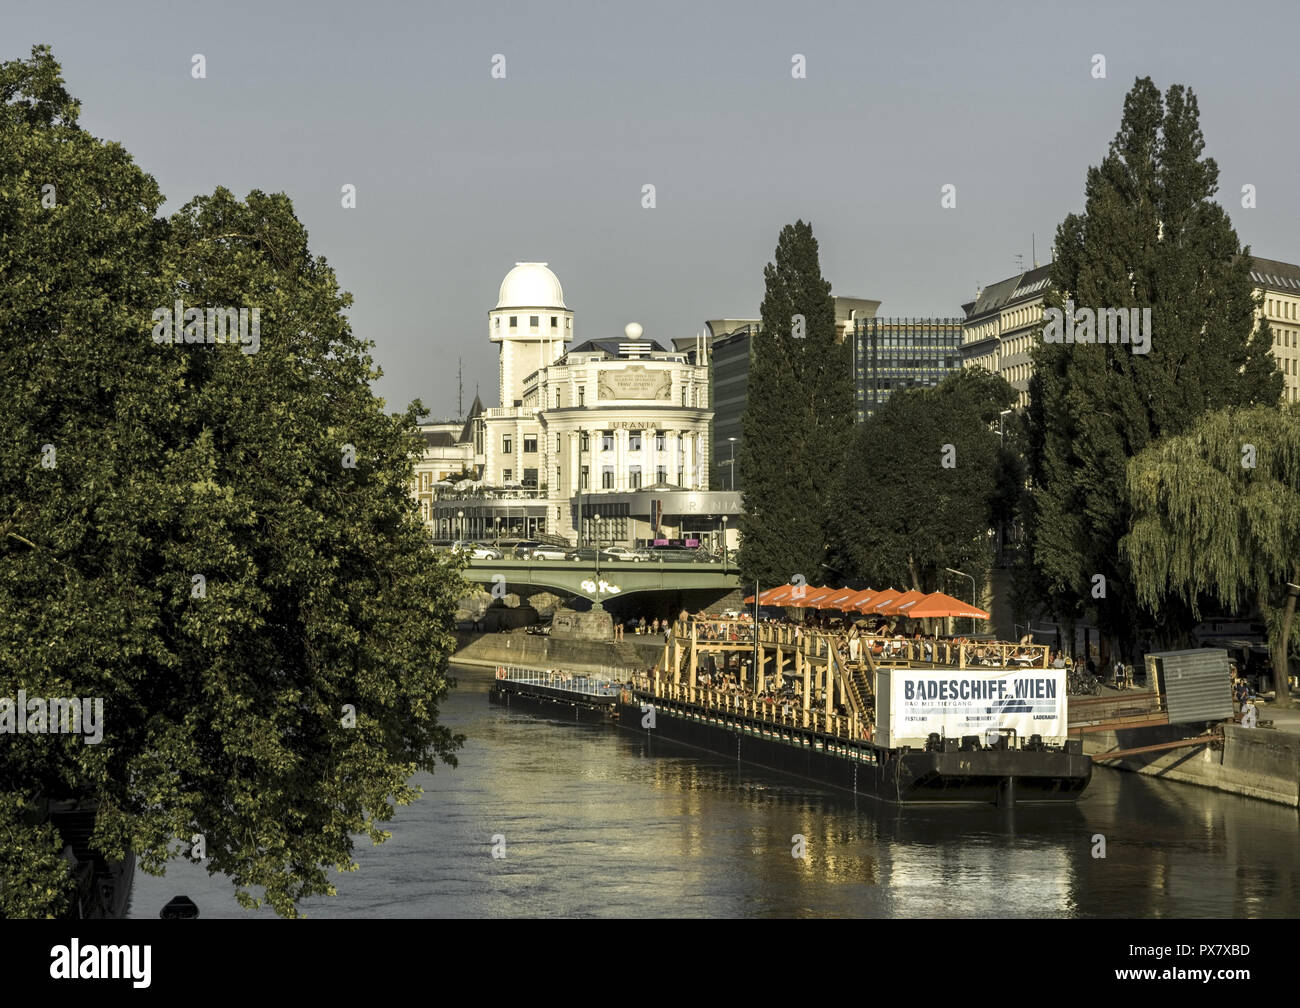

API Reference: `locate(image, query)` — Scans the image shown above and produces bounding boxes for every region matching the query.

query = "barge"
[489,663,1091,806]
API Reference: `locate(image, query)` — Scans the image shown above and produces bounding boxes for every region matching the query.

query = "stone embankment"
[453,628,665,678]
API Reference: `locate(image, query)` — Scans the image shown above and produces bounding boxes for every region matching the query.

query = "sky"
[5,0,1298,419]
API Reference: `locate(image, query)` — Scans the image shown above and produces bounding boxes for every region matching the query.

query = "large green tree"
[833,368,1015,597]
[1029,78,1283,655]
[0,46,464,918]
[737,220,846,587]
[1124,406,1300,707]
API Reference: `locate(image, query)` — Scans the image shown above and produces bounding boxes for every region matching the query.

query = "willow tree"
[1123,406,1300,707]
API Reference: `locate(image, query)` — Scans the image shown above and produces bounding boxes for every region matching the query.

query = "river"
[127,664,1300,918]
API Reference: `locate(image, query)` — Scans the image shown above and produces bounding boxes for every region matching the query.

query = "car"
[529,544,569,560]
[567,547,599,562]
[599,546,645,562]
[450,541,502,560]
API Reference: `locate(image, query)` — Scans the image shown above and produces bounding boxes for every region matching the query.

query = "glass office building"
[852,317,964,420]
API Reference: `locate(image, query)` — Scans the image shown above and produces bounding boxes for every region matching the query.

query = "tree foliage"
[737,220,847,586]
[1,46,465,917]
[1029,77,1283,651]
[1124,405,1300,706]
[833,368,1015,595]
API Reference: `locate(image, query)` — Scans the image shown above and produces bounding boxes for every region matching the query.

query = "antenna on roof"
[1013,253,1025,273]
[457,358,463,420]
[1032,233,1038,269]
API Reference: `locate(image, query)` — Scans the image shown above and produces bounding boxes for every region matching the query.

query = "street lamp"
[945,566,978,635]
[728,437,737,491]
[998,409,1013,565]
[720,515,728,572]
[457,510,465,542]
[593,513,601,585]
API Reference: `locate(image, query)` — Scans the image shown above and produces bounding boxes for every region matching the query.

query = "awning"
[877,589,928,615]
[906,591,990,620]
[860,588,902,613]
[816,587,861,610]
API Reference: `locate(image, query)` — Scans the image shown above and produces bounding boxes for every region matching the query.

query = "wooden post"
[800,647,810,714]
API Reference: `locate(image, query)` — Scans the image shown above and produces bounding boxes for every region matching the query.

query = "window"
[629,430,642,451]
[655,432,665,451]
[556,466,561,485]
[578,386,585,406]
[555,390,560,408]
[682,387,687,406]
[580,466,589,490]
[551,316,558,328]
[530,316,539,328]
[629,466,641,489]
[494,318,500,330]
[523,468,538,489]
[556,434,561,452]
[580,431,589,452]
[602,432,614,452]
[523,436,537,453]
[656,465,667,484]
[509,316,517,329]
[503,435,512,454]
[503,468,512,482]
[601,466,615,489]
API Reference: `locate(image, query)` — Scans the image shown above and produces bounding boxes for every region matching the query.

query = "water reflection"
[128,665,1299,918]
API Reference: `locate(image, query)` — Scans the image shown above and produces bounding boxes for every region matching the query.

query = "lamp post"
[457,510,465,542]
[593,513,601,597]
[728,437,737,491]
[997,409,1012,565]
[720,515,728,572]
[945,566,977,635]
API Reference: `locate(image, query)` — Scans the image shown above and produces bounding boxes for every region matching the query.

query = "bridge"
[459,557,742,604]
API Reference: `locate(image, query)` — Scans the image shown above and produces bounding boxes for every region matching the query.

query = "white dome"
[495,262,567,309]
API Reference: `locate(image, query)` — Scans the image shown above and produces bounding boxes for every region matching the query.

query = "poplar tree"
[1028,78,1283,654]
[737,221,842,587]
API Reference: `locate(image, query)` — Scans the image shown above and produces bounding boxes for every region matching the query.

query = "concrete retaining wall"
[1084,722,1300,806]
[453,631,665,678]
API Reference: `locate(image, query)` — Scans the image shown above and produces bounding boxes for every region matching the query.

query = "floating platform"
[614,691,1091,806]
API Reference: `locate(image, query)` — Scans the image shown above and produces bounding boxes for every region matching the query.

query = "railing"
[631,672,864,742]
[673,619,1050,670]
[496,665,624,698]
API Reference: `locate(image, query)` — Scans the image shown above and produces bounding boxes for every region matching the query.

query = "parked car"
[599,546,646,562]
[529,544,569,560]
[450,541,503,560]
[501,540,543,559]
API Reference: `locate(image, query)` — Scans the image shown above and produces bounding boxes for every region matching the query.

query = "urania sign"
[889,670,1067,741]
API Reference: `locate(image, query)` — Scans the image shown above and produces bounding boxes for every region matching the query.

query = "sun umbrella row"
[742,585,990,620]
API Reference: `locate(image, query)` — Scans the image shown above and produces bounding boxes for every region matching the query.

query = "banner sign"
[889,669,1067,741]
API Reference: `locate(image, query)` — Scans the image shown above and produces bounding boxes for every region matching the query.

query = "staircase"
[832,647,874,723]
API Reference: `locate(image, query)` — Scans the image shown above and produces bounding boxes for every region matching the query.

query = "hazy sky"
[7,0,1298,419]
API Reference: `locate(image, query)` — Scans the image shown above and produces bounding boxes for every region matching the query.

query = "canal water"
[128,664,1300,918]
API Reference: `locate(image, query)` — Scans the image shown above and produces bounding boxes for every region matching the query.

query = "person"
[638,615,646,634]
[1234,677,1249,708]
[652,617,660,635]
[1052,651,1066,669]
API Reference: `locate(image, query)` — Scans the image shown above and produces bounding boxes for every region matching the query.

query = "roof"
[1247,256,1300,293]
[458,394,484,444]
[564,338,669,357]
[965,263,1054,322]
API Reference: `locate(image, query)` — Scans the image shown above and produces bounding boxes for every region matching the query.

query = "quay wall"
[1084,723,1300,807]
[453,630,664,677]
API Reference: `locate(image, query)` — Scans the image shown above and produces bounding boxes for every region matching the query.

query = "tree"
[1029,78,1283,656]
[1124,405,1300,707]
[834,368,1015,597]
[737,221,842,587]
[0,47,465,917]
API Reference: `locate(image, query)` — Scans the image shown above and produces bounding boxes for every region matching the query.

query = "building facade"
[704,296,880,490]
[960,264,1052,409]
[419,263,720,545]
[851,317,964,419]
[1249,257,1300,405]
